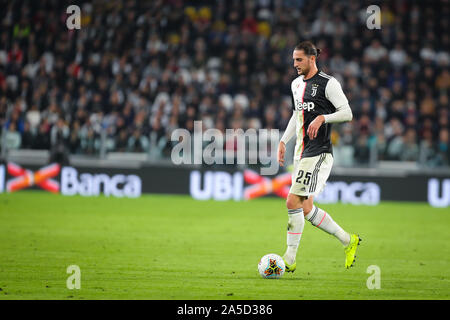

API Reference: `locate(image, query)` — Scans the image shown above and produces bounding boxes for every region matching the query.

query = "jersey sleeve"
[280,110,298,144]
[323,77,353,123]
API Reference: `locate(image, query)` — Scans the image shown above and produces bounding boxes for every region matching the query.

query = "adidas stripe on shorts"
[290,153,333,197]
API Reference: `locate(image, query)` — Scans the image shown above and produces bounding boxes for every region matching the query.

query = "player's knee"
[286,194,302,210]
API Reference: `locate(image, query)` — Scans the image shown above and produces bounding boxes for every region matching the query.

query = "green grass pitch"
[0,191,449,300]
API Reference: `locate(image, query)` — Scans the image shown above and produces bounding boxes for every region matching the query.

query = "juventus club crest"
[311,84,319,97]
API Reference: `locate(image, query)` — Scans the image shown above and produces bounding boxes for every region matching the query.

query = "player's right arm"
[278,110,298,166]
[307,77,352,139]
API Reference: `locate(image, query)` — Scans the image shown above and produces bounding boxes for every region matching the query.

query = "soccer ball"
[258,254,285,279]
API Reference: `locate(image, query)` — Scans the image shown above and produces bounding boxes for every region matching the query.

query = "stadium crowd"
[0,0,449,167]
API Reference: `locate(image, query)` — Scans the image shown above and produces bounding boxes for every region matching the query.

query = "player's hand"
[307,115,325,140]
[277,141,286,166]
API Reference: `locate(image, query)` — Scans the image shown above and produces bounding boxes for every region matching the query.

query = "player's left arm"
[307,77,353,139]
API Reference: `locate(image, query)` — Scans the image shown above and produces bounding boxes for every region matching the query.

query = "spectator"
[419,129,436,166]
[21,121,34,149]
[385,119,404,160]
[26,105,41,131]
[400,128,419,161]
[128,129,149,153]
[68,121,81,154]
[33,121,50,150]
[50,118,69,147]
[115,129,129,152]
[354,134,371,165]
[375,132,388,161]
[4,122,21,150]
[435,128,450,166]
[50,118,70,163]
[389,43,408,68]
[364,39,388,63]
[80,127,99,155]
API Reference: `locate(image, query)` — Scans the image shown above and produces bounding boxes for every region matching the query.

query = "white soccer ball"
[258,254,285,279]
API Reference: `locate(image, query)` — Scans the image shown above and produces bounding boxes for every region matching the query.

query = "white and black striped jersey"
[290,70,351,160]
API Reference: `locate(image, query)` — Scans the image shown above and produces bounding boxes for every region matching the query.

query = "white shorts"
[290,153,333,197]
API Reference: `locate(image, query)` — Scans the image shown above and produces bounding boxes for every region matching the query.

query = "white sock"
[284,208,304,264]
[305,205,350,246]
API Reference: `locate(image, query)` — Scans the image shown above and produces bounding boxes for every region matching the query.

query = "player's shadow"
[280,277,312,281]
[233,276,313,281]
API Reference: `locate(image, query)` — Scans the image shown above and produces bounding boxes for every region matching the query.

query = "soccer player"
[277,41,361,272]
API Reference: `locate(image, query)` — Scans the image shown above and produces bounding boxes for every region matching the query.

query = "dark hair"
[294,41,321,58]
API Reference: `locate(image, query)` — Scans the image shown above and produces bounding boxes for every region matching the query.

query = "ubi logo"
[190,170,243,201]
[296,101,315,111]
[428,178,450,207]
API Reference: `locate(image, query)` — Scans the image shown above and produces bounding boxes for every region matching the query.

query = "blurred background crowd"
[0,0,449,167]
